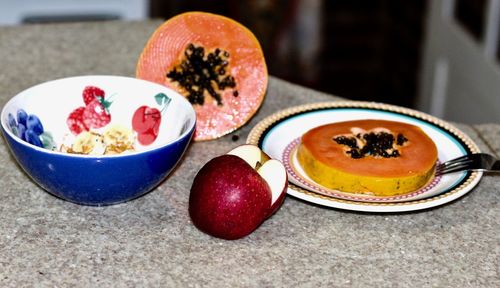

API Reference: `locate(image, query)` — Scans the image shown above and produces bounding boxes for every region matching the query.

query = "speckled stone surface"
[0,21,498,287]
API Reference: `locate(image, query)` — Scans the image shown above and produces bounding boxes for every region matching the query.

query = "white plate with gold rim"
[247,101,483,213]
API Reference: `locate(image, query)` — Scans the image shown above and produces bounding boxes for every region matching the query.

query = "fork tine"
[435,153,498,176]
[437,154,473,168]
[435,157,473,173]
[435,164,470,176]
[436,158,473,171]
[435,153,482,175]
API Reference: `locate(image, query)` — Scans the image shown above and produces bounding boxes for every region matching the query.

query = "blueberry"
[24,129,43,147]
[17,109,28,126]
[26,114,44,135]
[7,113,17,130]
[17,123,27,141]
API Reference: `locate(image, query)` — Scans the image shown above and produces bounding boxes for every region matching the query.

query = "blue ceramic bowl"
[1,75,196,205]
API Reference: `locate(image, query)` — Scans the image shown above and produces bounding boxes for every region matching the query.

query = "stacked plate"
[247,101,483,212]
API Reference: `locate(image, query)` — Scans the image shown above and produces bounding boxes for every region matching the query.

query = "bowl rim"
[0,75,197,158]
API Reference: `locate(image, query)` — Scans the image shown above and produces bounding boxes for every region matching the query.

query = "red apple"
[189,145,288,240]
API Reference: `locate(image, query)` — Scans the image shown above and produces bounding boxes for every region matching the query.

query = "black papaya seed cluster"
[167,43,238,106]
[334,131,408,159]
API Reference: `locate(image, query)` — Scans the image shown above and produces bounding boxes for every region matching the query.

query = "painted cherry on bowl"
[132,93,171,145]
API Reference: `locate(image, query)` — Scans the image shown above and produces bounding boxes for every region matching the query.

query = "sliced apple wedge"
[227,144,270,169]
[256,159,288,217]
[228,144,287,216]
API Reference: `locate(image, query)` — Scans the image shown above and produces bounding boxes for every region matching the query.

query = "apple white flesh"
[227,144,270,169]
[256,159,288,216]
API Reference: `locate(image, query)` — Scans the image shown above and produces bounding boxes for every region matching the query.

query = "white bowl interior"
[1,75,196,154]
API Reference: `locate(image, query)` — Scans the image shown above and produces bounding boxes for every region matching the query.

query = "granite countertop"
[0,20,499,287]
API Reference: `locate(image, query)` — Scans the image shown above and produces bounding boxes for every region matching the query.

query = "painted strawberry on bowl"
[67,85,111,135]
[0,75,196,205]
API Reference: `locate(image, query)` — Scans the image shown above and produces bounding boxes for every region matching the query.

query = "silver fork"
[435,153,500,176]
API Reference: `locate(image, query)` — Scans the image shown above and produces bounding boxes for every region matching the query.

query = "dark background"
[150,0,428,108]
[148,0,488,110]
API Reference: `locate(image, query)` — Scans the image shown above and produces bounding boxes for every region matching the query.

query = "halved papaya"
[136,12,268,141]
[297,120,438,196]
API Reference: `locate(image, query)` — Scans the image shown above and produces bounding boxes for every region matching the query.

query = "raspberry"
[83,99,111,129]
[67,107,88,135]
[82,86,105,106]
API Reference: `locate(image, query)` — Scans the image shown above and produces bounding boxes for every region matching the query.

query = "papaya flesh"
[136,12,268,141]
[297,119,438,196]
